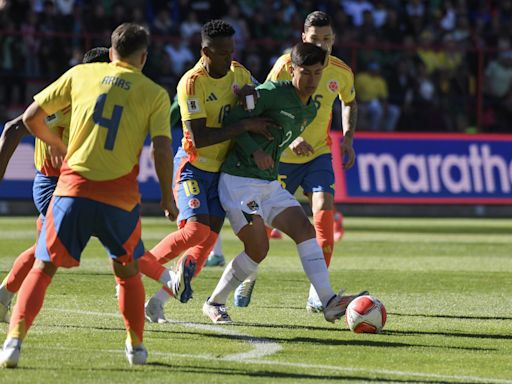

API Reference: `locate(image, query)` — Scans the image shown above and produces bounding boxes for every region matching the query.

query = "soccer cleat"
[125,339,148,366]
[144,296,168,324]
[0,338,21,368]
[324,289,369,323]
[0,301,10,323]
[270,228,283,239]
[114,283,120,299]
[204,253,225,267]
[233,279,256,307]
[202,299,233,324]
[171,255,196,303]
[333,211,345,242]
[306,296,324,313]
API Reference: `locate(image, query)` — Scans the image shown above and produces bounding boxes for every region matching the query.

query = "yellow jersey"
[354,72,388,102]
[33,61,171,211]
[177,57,253,172]
[34,106,71,177]
[267,54,355,164]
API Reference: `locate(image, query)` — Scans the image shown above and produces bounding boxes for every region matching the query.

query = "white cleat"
[202,299,233,324]
[144,296,168,324]
[125,339,147,366]
[324,290,369,323]
[0,338,21,369]
[170,255,196,303]
[306,296,324,313]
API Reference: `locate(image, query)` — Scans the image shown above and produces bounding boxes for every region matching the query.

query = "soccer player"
[233,11,359,312]
[0,23,177,368]
[142,19,276,324]
[202,42,367,324]
[0,48,111,323]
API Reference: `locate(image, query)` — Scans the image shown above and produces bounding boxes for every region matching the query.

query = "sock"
[209,251,259,305]
[0,285,14,307]
[2,244,36,294]
[116,273,145,346]
[297,238,335,307]
[150,221,210,263]
[154,287,172,304]
[210,234,223,256]
[189,231,219,276]
[265,226,273,238]
[8,268,52,340]
[314,210,334,267]
[138,251,167,282]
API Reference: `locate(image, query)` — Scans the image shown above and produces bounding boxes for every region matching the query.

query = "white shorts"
[219,172,301,234]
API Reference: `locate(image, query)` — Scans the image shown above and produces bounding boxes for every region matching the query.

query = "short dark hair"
[111,23,149,58]
[82,47,110,64]
[291,42,326,67]
[201,19,235,47]
[304,11,331,29]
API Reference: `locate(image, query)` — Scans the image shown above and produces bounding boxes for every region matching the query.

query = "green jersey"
[221,81,317,181]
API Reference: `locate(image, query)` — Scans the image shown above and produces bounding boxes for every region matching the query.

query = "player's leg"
[1,196,93,368]
[95,202,148,365]
[203,173,268,323]
[204,234,225,267]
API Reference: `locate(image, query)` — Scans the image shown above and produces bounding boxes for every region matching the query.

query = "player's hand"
[236,84,259,111]
[253,149,274,170]
[243,117,280,140]
[161,198,179,221]
[48,141,67,169]
[341,141,356,169]
[289,137,314,156]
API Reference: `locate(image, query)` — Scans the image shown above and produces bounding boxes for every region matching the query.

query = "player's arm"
[152,135,178,221]
[0,114,30,182]
[170,96,181,128]
[341,99,357,169]
[23,102,67,168]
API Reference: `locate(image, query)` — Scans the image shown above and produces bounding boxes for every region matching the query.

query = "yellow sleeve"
[339,69,356,104]
[149,87,172,140]
[178,75,207,122]
[33,67,74,115]
[266,55,292,82]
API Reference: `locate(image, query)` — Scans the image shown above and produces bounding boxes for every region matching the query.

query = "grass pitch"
[0,216,511,383]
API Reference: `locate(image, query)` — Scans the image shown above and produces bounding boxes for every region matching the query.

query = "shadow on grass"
[389,312,512,321]
[386,329,512,340]
[146,362,457,383]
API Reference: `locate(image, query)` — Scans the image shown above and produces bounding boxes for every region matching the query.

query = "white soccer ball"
[345,295,387,333]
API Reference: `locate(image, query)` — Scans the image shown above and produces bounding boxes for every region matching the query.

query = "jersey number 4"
[93,93,124,150]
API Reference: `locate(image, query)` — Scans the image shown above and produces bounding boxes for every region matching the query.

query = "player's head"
[110,23,149,69]
[289,42,326,99]
[302,11,335,56]
[82,47,110,64]
[200,19,235,78]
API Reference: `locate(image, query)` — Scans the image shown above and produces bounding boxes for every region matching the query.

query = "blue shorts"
[278,154,335,195]
[173,148,225,226]
[33,171,58,216]
[36,196,145,268]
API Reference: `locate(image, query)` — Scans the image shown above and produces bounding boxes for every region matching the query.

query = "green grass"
[0,217,511,383]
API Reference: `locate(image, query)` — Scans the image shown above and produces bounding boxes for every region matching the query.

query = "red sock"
[265,226,273,238]
[314,210,334,267]
[187,230,219,276]
[150,222,210,263]
[138,251,166,282]
[116,273,145,346]
[8,268,52,340]
[3,244,36,293]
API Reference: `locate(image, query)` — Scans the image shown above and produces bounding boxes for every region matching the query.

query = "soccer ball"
[345,295,387,333]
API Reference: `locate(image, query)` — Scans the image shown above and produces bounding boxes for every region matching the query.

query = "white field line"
[43,308,512,384]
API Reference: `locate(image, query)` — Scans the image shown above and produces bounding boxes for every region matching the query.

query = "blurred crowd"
[1,0,511,132]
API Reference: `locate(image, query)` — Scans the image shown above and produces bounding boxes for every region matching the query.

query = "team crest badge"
[327,80,339,93]
[188,198,201,209]
[187,98,200,113]
[246,200,259,211]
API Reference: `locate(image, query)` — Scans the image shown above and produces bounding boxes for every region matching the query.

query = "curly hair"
[201,19,235,47]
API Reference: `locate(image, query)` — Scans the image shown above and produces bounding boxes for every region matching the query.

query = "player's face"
[302,25,335,56]
[203,37,234,78]
[291,62,324,98]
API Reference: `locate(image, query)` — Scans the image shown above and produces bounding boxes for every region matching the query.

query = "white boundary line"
[43,308,512,384]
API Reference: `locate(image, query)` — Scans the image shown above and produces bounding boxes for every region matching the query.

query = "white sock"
[154,288,171,304]
[0,284,14,305]
[297,238,335,307]
[308,284,321,303]
[158,269,173,286]
[209,251,259,304]
[210,235,223,256]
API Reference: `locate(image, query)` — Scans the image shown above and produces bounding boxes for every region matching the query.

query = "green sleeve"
[235,131,262,156]
[170,96,181,127]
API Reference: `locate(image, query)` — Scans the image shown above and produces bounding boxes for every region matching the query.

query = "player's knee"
[243,236,269,263]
